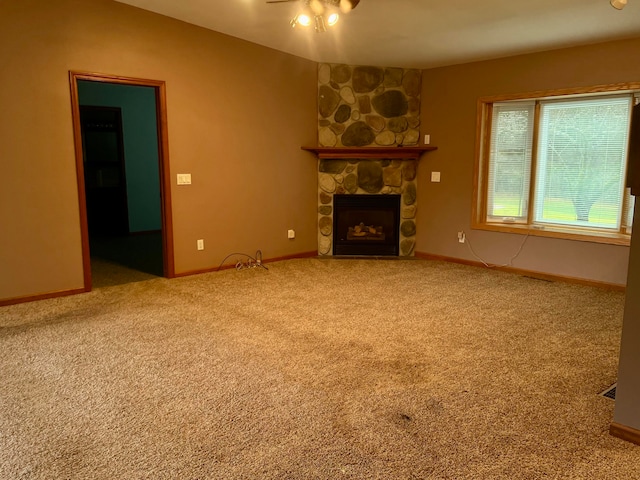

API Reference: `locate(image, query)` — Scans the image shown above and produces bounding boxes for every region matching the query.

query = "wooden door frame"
[69,71,175,290]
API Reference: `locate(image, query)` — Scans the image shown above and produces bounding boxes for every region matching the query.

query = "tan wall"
[3,0,639,303]
[418,37,640,286]
[0,0,318,301]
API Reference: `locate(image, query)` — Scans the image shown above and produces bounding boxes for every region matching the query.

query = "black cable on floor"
[215,250,268,271]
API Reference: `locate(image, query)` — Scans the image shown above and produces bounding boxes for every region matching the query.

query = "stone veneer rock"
[318,64,421,147]
[317,158,418,257]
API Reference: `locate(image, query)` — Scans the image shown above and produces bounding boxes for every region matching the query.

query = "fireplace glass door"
[333,195,401,256]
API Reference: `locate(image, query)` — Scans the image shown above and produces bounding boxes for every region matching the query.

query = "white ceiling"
[115,0,640,68]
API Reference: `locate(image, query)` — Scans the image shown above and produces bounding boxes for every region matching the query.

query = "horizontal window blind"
[487,102,535,222]
[534,95,632,230]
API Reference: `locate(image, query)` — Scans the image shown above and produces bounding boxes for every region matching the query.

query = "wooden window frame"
[472,82,640,246]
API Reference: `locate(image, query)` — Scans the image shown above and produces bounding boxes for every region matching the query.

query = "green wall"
[78,81,161,233]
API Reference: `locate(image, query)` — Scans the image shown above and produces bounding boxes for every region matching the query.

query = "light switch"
[431,171,441,183]
[177,173,192,185]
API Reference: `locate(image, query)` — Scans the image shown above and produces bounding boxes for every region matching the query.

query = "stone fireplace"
[304,147,435,257]
[307,63,435,257]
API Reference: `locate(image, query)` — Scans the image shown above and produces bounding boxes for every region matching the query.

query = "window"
[475,84,639,245]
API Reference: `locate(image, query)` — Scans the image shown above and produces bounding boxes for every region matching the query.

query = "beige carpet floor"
[1,258,639,479]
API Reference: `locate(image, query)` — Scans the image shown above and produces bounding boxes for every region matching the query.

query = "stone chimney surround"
[303,146,437,257]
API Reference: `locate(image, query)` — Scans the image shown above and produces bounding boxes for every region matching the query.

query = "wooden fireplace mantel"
[301,146,437,159]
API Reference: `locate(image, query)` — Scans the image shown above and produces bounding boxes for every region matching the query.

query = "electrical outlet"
[197,239,204,250]
[287,229,295,239]
[457,231,466,244]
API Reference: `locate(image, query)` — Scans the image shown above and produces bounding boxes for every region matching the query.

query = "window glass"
[534,96,632,230]
[487,102,535,222]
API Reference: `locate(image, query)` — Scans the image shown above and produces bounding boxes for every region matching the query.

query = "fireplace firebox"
[333,194,401,256]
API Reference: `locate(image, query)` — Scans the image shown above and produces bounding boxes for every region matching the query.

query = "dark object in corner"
[627,103,640,195]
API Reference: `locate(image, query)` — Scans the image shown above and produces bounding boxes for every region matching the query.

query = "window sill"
[472,222,631,246]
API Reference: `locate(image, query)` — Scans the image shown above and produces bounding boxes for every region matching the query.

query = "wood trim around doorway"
[69,71,175,290]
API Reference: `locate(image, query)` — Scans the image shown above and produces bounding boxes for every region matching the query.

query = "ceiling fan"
[266,0,360,9]
[267,0,361,32]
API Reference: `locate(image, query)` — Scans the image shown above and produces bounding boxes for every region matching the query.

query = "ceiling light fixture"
[610,0,627,9]
[290,1,340,32]
[269,0,360,32]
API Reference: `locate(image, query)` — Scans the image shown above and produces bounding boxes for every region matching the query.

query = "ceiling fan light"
[327,12,339,26]
[338,0,352,13]
[299,13,312,26]
[610,0,627,9]
[290,12,312,28]
[309,0,324,15]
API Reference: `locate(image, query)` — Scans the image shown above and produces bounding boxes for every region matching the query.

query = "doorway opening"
[70,72,174,290]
